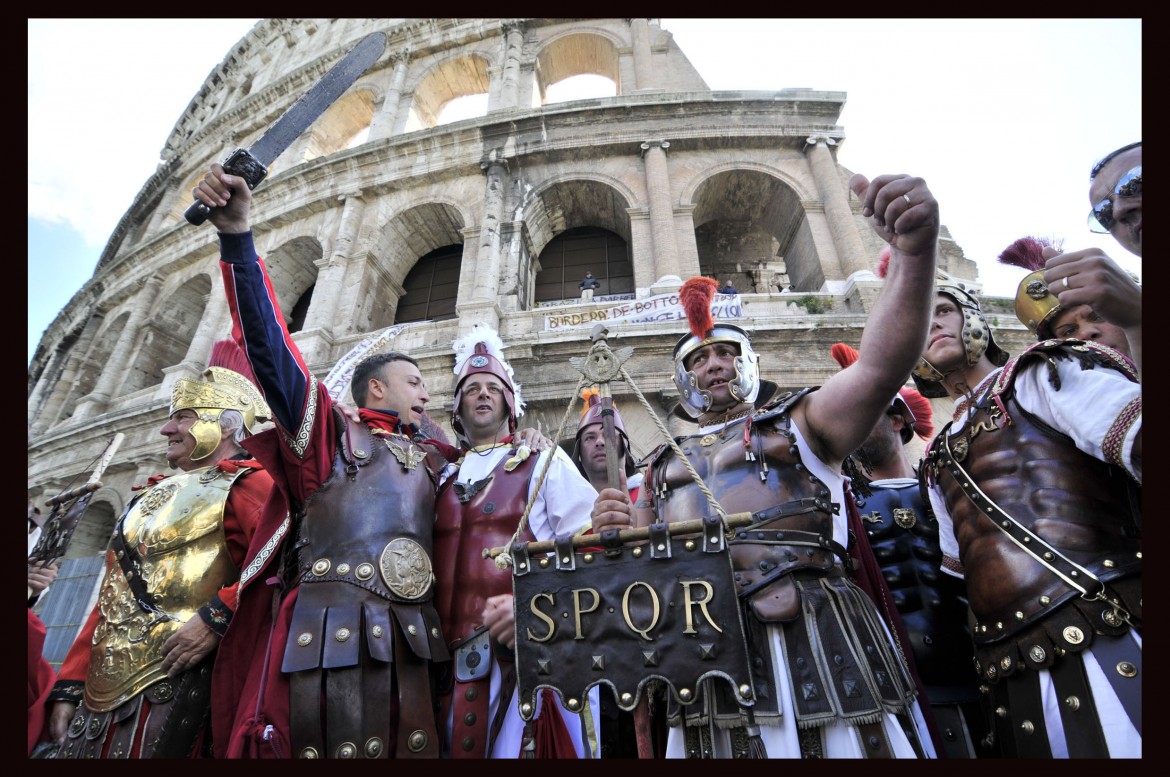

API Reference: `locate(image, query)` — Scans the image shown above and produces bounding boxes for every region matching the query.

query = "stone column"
[629,18,655,91]
[640,140,683,284]
[181,281,229,369]
[458,159,507,331]
[74,275,164,419]
[305,192,366,332]
[27,345,70,431]
[491,21,525,112]
[805,135,869,278]
[369,51,410,141]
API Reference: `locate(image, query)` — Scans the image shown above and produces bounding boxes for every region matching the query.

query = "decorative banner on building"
[543,293,742,331]
[511,521,755,719]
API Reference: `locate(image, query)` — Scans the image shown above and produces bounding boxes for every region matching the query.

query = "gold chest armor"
[84,466,247,711]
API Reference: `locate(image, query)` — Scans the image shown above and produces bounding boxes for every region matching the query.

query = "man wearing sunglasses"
[1041,142,1142,375]
[1088,142,1141,258]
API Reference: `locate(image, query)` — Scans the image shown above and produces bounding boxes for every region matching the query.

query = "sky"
[28,18,1142,365]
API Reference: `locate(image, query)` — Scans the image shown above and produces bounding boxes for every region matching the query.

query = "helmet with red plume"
[672,277,761,418]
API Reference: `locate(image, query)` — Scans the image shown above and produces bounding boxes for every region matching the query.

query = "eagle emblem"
[454,475,493,504]
[384,438,427,471]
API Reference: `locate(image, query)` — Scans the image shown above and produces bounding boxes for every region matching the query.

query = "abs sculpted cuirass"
[647,392,840,600]
[929,393,1141,643]
[855,482,974,690]
[284,411,449,670]
[433,452,537,646]
[85,466,247,712]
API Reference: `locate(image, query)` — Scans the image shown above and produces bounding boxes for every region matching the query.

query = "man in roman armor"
[590,172,943,758]
[433,324,602,758]
[46,340,274,758]
[915,276,1141,757]
[832,341,993,758]
[193,163,457,759]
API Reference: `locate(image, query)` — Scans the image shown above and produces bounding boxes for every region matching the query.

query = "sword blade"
[248,31,386,166]
[185,31,386,225]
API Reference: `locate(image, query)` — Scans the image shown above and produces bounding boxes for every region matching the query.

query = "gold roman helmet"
[169,341,271,462]
[1014,270,1062,338]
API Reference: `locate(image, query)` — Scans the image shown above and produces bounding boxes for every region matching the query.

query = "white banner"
[542,292,742,331]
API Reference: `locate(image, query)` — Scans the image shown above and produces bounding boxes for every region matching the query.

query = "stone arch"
[65,496,118,560]
[521,176,635,302]
[406,53,492,130]
[122,273,213,395]
[687,166,818,293]
[57,312,128,424]
[533,29,623,101]
[299,85,380,162]
[263,236,323,333]
[521,174,636,257]
[367,200,469,330]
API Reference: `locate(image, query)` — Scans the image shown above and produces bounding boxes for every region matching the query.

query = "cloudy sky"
[28,18,1141,364]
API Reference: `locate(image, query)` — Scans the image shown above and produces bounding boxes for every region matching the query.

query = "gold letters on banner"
[527,578,725,643]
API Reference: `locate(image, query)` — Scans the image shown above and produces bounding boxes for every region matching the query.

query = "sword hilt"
[184,148,269,226]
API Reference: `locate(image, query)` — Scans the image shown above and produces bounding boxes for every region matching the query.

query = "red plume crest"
[208,339,259,387]
[898,386,935,440]
[997,236,1061,271]
[680,277,718,339]
[830,342,859,370]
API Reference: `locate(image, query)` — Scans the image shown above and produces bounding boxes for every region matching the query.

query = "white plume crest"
[451,323,525,415]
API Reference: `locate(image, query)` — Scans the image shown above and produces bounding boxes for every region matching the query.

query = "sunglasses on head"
[1088,165,1141,233]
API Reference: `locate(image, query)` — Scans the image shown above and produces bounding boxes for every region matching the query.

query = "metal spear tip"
[590,323,610,343]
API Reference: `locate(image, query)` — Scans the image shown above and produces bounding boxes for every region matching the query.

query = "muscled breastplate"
[283,411,450,673]
[647,393,842,618]
[433,452,537,646]
[85,466,245,712]
[855,482,974,690]
[929,394,1141,643]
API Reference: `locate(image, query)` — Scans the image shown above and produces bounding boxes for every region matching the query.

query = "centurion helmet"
[450,324,525,443]
[572,387,637,477]
[672,277,761,418]
[912,284,1010,398]
[998,236,1064,339]
[169,339,271,462]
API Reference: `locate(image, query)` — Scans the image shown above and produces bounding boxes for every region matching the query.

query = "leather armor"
[281,410,449,758]
[644,391,918,735]
[925,347,1141,682]
[433,452,537,646]
[85,466,246,711]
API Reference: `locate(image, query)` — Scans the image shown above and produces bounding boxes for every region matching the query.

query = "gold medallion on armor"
[700,434,718,447]
[136,480,180,516]
[379,538,433,599]
[893,507,917,529]
[951,434,969,463]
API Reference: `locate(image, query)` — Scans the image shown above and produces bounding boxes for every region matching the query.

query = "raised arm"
[797,173,940,468]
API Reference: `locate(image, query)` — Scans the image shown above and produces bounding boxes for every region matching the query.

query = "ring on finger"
[902,194,911,205]
[1062,276,1070,289]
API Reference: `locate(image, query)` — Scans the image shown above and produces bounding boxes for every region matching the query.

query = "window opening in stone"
[534,226,632,303]
[395,245,462,323]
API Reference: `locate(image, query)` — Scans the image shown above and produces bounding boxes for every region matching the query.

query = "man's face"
[856,411,902,468]
[458,375,510,440]
[159,409,206,472]
[1049,304,1131,357]
[922,294,968,371]
[579,424,623,481]
[376,360,430,426]
[1090,147,1142,257]
[686,342,741,412]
